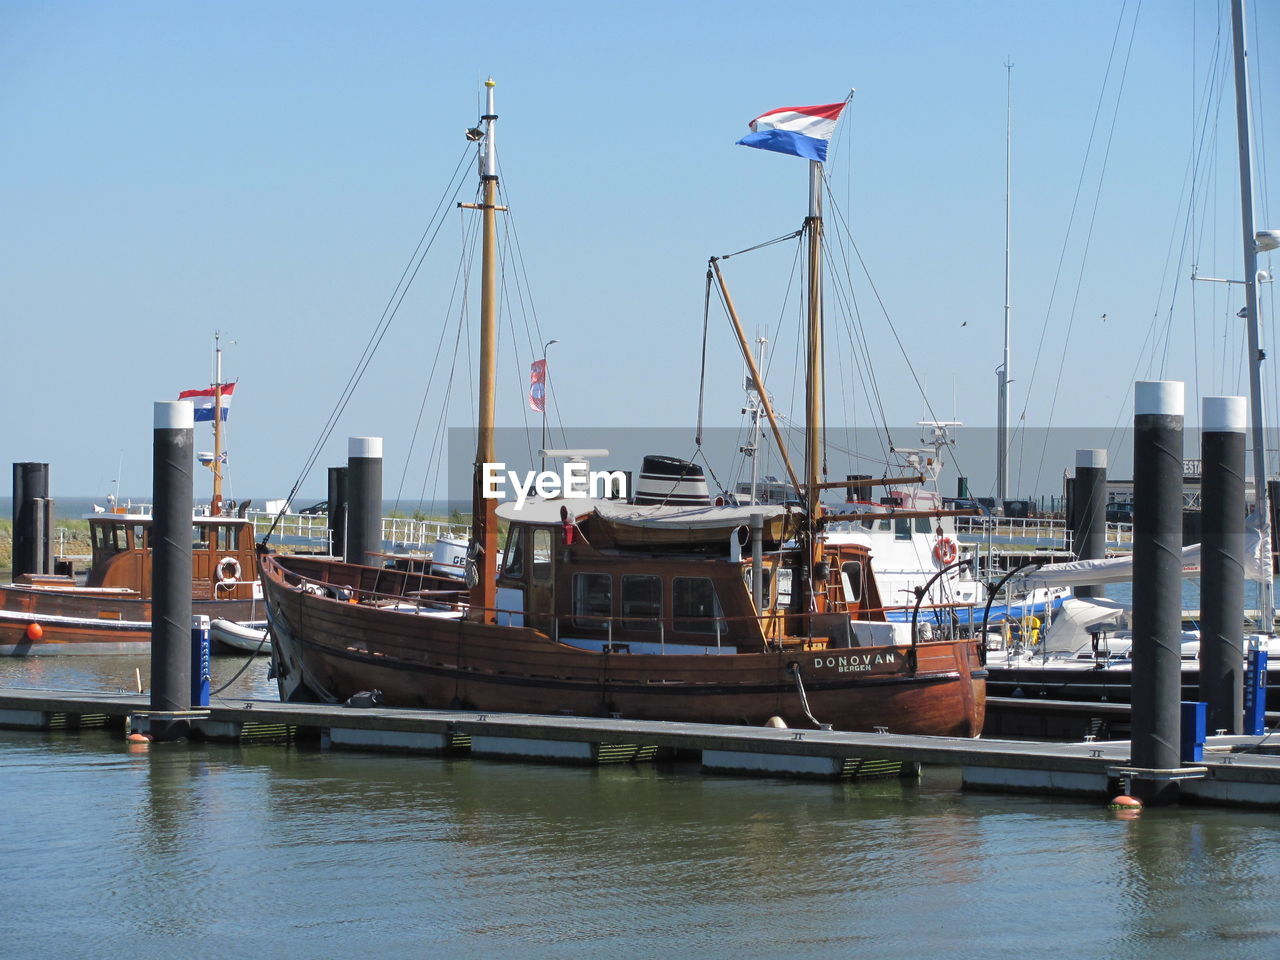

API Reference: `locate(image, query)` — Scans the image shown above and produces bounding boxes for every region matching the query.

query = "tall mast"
[804,159,824,599]
[469,77,500,622]
[1230,0,1273,631]
[996,60,1012,503]
[211,331,224,516]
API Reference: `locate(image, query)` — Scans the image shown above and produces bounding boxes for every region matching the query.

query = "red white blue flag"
[737,101,847,162]
[528,359,546,413]
[179,383,236,422]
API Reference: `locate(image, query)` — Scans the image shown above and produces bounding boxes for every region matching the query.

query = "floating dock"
[2,688,1278,808]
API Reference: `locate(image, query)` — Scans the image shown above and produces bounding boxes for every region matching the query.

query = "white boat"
[210,618,271,654]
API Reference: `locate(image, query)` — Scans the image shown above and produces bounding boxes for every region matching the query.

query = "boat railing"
[248,510,469,552]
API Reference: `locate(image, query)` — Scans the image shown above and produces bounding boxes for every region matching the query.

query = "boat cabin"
[84,512,259,600]
[493,499,898,654]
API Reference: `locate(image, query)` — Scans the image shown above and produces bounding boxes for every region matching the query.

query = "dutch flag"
[178,383,236,422]
[737,101,848,162]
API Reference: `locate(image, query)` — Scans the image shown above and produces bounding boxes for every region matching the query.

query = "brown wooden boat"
[262,498,985,735]
[0,508,264,655]
[259,81,985,735]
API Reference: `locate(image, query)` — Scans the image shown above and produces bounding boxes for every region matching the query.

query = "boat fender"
[932,537,958,565]
[217,556,242,584]
[560,504,576,545]
[26,622,43,641]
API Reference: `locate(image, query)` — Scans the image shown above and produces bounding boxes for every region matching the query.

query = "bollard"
[1199,396,1247,734]
[150,400,194,739]
[345,438,383,567]
[11,462,50,578]
[1070,449,1107,599]
[1130,381,1184,804]
[327,465,348,559]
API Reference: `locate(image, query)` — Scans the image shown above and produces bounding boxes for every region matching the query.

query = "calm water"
[2,655,1280,959]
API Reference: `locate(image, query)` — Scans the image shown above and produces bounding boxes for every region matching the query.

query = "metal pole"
[345,438,383,567]
[1200,396,1247,735]
[151,400,194,739]
[1231,0,1273,632]
[540,338,558,474]
[997,59,1013,502]
[327,466,348,559]
[751,512,764,614]
[12,462,49,579]
[1130,381,1184,804]
[1071,449,1107,599]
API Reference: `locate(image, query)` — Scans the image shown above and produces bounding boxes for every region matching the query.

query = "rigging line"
[496,181,543,365]
[1102,6,1230,455]
[825,194,947,447]
[697,268,712,447]
[417,293,472,517]
[1025,2,1144,495]
[820,199,894,465]
[1011,0,1133,461]
[718,230,804,261]
[395,218,481,513]
[260,145,472,545]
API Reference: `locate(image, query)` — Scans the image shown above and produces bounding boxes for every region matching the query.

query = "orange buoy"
[125,732,151,744]
[25,622,43,641]
[1109,795,1142,812]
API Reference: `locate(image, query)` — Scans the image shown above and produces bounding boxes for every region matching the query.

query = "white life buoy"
[217,556,242,584]
[932,537,958,566]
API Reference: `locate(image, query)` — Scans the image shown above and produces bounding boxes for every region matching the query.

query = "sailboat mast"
[805,160,824,526]
[1230,0,1273,631]
[996,60,1012,502]
[211,332,224,516]
[470,77,500,622]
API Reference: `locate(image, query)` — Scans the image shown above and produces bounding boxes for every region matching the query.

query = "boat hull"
[0,585,262,655]
[264,556,986,736]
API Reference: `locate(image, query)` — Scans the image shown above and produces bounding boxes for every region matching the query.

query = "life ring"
[932,537,958,565]
[217,556,242,584]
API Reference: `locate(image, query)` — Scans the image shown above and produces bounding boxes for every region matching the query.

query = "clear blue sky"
[2,0,1276,503]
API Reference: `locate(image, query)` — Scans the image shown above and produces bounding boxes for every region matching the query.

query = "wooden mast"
[804,159,824,609]
[469,77,500,622]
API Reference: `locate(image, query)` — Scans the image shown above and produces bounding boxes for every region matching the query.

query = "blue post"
[1244,647,1268,736]
[1180,701,1206,763]
[191,615,210,708]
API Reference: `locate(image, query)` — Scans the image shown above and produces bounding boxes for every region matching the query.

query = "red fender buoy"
[25,622,43,641]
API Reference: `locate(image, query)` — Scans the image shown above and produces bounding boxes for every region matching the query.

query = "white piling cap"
[1203,396,1247,433]
[1076,449,1107,469]
[1135,381,1184,417]
[154,400,194,430]
[349,436,383,459]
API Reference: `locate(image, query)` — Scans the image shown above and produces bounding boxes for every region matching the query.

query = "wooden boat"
[260,82,986,735]
[0,335,264,654]
[0,508,263,654]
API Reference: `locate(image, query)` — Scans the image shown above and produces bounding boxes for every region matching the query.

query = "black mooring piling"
[345,437,383,567]
[1070,449,1107,599]
[327,465,348,559]
[150,400,194,739]
[1199,396,1247,735]
[11,462,51,578]
[1130,381,1185,804]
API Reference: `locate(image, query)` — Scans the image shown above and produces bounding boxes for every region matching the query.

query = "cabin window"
[532,528,552,581]
[673,577,723,634]
[860,517,875,530]
[621,574,661,630]
[915,517,932,534]
[502,526,525,579]
[192,524,210,549]
[776,567,793,608]
[840,561,864,604]
[894,518,911,541]
[572,573,612,628]
[130,525,146,549]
